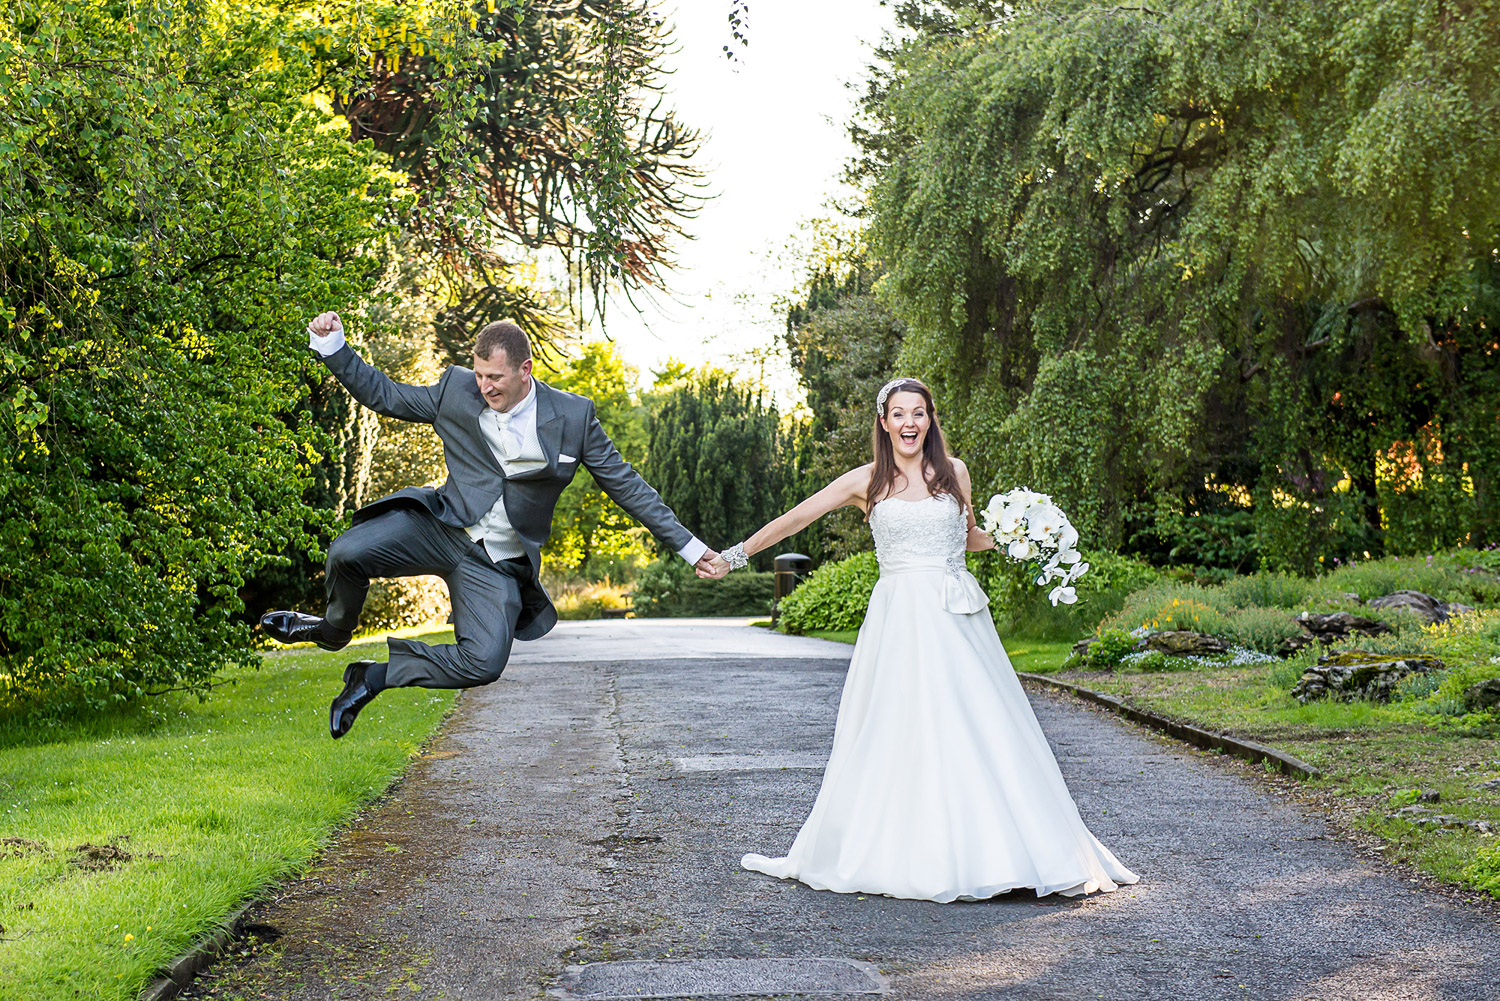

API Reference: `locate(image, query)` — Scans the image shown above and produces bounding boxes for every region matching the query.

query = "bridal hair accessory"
[980,487,1089,606]
[721,542,750,571]
[875,378,915,418]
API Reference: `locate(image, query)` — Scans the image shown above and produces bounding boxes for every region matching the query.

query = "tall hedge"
[0,0,399,709]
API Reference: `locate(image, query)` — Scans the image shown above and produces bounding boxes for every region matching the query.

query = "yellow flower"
[124,934,134,942]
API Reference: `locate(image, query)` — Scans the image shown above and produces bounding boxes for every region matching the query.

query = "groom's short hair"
[474,320,531,366]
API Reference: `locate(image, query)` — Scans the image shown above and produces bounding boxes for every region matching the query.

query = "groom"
[262,312,717,737]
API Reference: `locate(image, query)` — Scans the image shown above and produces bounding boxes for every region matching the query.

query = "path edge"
[137,903,251,1001]
[1016,672,1323,780]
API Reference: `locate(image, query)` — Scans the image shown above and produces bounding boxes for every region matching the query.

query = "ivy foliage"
[861,0,1500,571]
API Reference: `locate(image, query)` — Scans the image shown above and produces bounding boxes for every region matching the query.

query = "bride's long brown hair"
[865,378,963,515]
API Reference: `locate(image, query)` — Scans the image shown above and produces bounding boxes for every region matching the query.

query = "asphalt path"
[187,619,1500,1001]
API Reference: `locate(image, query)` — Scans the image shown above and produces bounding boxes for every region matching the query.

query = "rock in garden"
[1293,611,1392,644]
[1417,789,1441,803]
[1070,637,1098,657]
[1145,630,1228,656]
[1276,632,1315,657]
[1464,679,1500,711]
[1479,777,1500,791]
[1366,590,1444,622]
[1291,651,1444,704]
[1366,590,1473,625]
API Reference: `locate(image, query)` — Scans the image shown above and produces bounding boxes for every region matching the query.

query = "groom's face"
[474,349,533,412]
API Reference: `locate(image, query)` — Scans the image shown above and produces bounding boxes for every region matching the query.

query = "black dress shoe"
[260,610,351,651]
[330,660,380,739]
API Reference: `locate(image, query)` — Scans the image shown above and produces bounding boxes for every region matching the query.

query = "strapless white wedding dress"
[741,493,1139,901]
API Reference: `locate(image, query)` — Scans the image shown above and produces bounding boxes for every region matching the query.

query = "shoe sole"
[330,662,374,740]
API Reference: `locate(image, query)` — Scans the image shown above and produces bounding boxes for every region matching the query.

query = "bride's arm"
[954,458,996,552]
[700,464,872,576]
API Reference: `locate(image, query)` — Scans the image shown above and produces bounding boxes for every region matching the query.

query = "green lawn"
[804,629,1073,675]
[1063,661,1500,896]
[0,631,458,1001]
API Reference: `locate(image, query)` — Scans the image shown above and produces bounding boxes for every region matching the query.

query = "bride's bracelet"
[721,542,750,571]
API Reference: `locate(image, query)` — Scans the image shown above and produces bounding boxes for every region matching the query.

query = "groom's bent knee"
[325,531,365,575]
[456,637,511,687]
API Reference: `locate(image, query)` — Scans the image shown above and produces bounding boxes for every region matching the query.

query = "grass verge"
[804,629,1072,676]
[0,631,458,1001]
[1058,660,1500,898]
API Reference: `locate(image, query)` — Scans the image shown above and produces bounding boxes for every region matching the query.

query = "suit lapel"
[467,379,507,477]
[507,379,563,482]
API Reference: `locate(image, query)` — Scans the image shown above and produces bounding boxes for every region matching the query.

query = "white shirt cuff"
[677,537,708,565]
[307,325,347,356]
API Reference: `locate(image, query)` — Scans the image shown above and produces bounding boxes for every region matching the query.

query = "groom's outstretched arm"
[580,402,714,568]
[307,311,443,425]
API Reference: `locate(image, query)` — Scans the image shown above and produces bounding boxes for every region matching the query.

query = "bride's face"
[881,391,930,459]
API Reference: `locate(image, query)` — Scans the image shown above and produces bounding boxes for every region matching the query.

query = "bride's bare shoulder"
[829,463,876,502]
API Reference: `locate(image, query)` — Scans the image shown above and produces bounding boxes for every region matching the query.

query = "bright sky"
[586,0,897,404]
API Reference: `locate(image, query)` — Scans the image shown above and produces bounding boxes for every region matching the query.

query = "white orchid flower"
[1048,584,1078,605]
[1025,503,1066,541]
[1007,539,1037,561]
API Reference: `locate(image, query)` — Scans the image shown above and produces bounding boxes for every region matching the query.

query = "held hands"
[695,549,731,580]
[307,310,343,340]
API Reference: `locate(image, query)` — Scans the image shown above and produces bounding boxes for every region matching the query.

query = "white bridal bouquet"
[980,488,1089,606]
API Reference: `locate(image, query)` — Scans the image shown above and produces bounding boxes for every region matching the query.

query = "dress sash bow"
[878,559,991,615]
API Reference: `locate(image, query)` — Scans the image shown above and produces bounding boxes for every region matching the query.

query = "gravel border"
[1016,672,1323,780]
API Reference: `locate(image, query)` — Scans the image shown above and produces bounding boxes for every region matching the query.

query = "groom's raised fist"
[308,311,343,339]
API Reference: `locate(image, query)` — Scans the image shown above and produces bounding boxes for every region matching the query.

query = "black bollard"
[772,553,813,624]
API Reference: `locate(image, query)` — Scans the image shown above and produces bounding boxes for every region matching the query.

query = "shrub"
[361,577,452,631]
[1101,587,1233,637]
[975,550,1167,641]
[1322,554,1500,606]
[1121,649,1171,672]
[777,552,881,634]
[1464,843,1500,900]
[1425,609,1500,665]
[1080,628,1138,669]
[552,581,632,621]
[1217,572,1326,610]
[630,558,774,618]
[1224,606,1307,654]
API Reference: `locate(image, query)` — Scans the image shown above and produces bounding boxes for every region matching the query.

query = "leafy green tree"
[328,0,705,353]
[0,0,412,708]
[784,257,904,560]
[857,0,1500,571]
[536,340,653,580]
[642,367,798,570]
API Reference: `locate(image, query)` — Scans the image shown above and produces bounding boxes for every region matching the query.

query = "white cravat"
[467,381,544,560]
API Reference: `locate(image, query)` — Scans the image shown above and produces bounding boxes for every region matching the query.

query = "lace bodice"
[869,494,968,575]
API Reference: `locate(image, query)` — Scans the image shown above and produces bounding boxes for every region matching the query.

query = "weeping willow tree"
[858,0,1500,571]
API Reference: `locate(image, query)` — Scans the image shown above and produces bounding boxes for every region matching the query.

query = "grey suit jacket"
[320,344,694,639]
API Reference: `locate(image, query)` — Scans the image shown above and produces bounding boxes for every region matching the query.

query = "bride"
[702,378,1138,902]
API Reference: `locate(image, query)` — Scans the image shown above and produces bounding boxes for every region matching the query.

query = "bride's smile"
[882,392,930,459]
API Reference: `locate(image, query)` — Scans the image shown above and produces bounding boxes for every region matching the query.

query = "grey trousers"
[323,507,528,690]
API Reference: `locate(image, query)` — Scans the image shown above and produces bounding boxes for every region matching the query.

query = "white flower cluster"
[980,487,1089,606]
[1120,645,1277,669]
